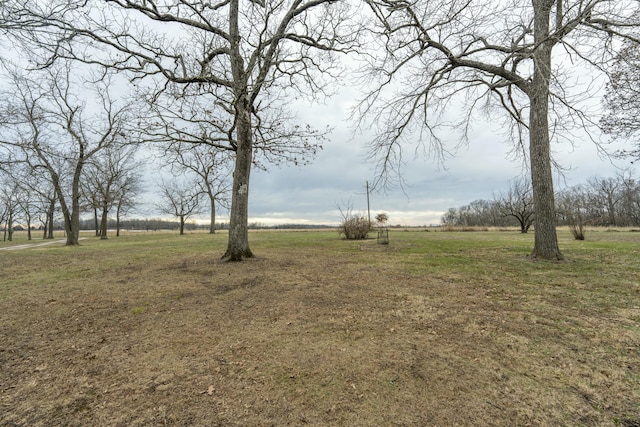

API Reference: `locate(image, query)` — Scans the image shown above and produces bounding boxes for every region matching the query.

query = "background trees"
[82,146,142,239]
[495,178,535,233]
[1,1,638,247]
[601,38,640,159]
[556,185,589,240]
[0,62,135,245]
[161,143,232,235]
[360,0,640,259]
[157,180,203,236]
[4,0,358,260]
[443,171,640,233]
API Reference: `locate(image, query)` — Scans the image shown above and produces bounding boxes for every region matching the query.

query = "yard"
[1,229,639,426]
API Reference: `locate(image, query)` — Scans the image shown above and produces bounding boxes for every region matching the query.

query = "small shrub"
[570,224,585,240]
[340,214,371,240]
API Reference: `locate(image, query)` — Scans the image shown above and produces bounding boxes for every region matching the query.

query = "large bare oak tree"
[2,0,358,260]
[360,0,640,260]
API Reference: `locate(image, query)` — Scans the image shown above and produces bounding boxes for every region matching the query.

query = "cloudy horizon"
[138,90,638,228]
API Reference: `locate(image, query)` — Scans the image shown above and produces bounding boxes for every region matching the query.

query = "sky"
[2,2,637,228]
[171,89,638,227]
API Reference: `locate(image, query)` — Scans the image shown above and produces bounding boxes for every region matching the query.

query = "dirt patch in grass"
[1,231,639,426]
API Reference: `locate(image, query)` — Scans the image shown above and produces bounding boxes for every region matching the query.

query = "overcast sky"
[163,86,638,227]
[3,6,633,228]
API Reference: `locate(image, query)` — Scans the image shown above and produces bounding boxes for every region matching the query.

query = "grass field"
[1,229,639,426]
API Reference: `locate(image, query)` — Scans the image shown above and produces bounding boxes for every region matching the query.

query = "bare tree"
[157,180,203,236]
[26,167,58,239]
[113,168,143,237]
[3,0,359,260]
[83,146,142,240]
[0,62,134,245]
[495,178,535,233]
[587,175,625,226]
[619,172,640,227]
[337,204,370,240]
[360,0,640,260]
[0,176,19,241]
[14,178,36,241]
[162,142,232,235]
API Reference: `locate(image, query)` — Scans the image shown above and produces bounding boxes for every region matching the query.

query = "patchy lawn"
[1,229,639,426]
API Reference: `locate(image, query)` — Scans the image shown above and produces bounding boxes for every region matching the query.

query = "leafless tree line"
[0,60,233,241]
[442,171,640,236]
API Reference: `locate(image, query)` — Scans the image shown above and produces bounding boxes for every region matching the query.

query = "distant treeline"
[442,173,640,229]
[75,218,337,231]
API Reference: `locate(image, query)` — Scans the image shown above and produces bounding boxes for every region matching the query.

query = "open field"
[1,229,639,426]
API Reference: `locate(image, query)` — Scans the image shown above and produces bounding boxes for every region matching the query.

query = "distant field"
[1,229,639,426]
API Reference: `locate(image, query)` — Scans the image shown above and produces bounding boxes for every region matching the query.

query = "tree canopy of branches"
[2,0,359,260]
[360,0,640,260]
[601,38,640,159]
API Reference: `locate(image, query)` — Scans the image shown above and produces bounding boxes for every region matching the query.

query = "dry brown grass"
[1,230,639,426]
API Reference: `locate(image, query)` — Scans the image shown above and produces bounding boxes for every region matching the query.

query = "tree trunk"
[529,0,563,260]
[63,210,78,245]
[60,176,81,246]
[46,199,55,239]
[179,214,185,235]
[7,211,13,241]
[116,204,121,237]
[94,206,99,237]
[607,197,616,226]
[209,195,216,234]
[223,0,254,261]
[100,205,108,240]
[223,111,254,261]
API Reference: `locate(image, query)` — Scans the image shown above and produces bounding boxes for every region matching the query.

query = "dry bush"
[569,222,586,240]
[339,213,371,240]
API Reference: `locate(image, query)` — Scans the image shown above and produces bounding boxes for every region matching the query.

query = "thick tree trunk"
[116,205,121,237]
[63,211,79,245]
[223,111,254,261]
[529,0,563,260]
[63,174,81,246]
[67,209,80,245]
[519,221,527,234]
[179,215,185,235]
[223,0,254,261]
[100,205,108,240]
[94,207,99,237]
[57,194,78,245]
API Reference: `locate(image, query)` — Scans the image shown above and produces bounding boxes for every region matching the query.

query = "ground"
[1,229,639,426]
